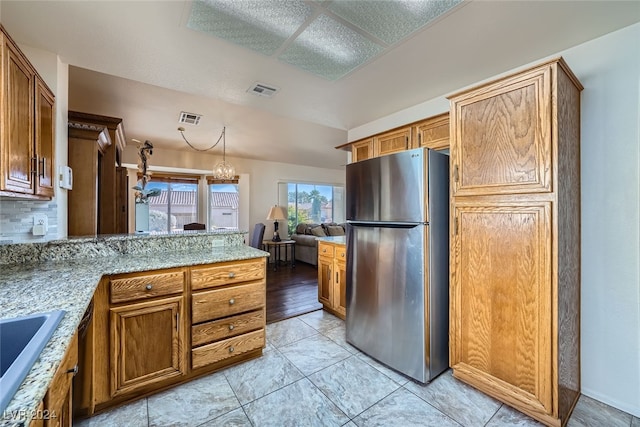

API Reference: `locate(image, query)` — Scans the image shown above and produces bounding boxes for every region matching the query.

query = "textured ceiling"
[1,1,639,170]
[187,0,462,80]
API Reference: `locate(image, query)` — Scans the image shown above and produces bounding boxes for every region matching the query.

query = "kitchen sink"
[0,310,65,413]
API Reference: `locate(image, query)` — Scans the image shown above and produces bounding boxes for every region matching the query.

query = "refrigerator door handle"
[347,221,425,228]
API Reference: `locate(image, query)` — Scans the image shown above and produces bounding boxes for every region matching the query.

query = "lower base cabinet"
[110,296,185,397]
[30,333,78,427]
[74,258,266,419]
[317,241,346,319]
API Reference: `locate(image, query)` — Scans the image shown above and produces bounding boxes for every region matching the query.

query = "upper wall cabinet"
[374,126,411,157]
[450,65,553,197]
[413,113,449,151]
[337,113,449,163]
[0,25,55,199]
[350,138,374,163]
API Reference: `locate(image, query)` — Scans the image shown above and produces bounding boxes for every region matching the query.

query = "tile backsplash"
[0,197,58,244]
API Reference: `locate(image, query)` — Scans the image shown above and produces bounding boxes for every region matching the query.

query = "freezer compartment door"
[346,222,426,382]
[346,148,426,223]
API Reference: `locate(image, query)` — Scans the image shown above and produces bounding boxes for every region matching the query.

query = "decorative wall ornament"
[132,140,160,203]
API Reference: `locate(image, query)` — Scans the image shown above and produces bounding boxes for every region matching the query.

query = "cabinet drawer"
[335,245,346,260]
[192,309,264,347]
[192,329,264,369]
[192,281,265,324]
[191,259,265,291]
[110,271,184,304]
[318,242,334,258]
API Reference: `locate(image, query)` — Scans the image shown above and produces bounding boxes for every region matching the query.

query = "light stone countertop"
[316,235,346,245]
[0,241,268,427]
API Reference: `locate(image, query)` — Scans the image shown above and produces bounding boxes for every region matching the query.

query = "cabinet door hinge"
[31,157,38,175]
[453,165,459,182]
[418,133,421,145]
[454,217,459,235]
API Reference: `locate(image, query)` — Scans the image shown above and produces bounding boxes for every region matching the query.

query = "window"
[145,175,198,232]
[209,183,239,230]
[285,183,345,235]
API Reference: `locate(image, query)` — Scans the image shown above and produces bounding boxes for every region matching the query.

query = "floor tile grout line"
[481,403,504,427]
[343,382,404,424]
[265,329,320,349]
[214,371,245,424]
[231,349,305,407]
[353,352,413,387]
[238,376,310,410]
[400,383,471,427]
[265,339,362,424]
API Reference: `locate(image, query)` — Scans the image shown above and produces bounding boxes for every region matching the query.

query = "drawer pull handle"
[229,272,236,278]
[229,298,235,305]
[145,284,153,290]
[67,365,78,376]
[229,346,235,353]
[228,324,235,331]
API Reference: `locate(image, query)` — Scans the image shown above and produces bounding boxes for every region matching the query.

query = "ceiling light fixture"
[178,126,236,180]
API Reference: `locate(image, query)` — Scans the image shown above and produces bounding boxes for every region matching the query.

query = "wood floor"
[266,261,322,324]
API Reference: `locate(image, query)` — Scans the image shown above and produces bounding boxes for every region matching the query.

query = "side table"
[261,240,296,271]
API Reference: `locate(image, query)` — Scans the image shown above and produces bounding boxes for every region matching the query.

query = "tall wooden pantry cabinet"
[448,57,582,427]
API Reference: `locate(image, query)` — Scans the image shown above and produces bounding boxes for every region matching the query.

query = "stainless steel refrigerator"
[345,147,449,383]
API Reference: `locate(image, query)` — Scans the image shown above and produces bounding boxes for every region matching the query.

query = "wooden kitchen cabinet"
[34,78,55,197]
[190,259,266,370]
[43,332,78,427]
[75,259,267,417]
[110,296,186,397]
[413,112,449,150]
[0,25,55,199]
[350,138,374,162]
[317,241,346,319]
[338,112,448,163]
[449,57,582,427]
[67,111,127,236]
[374,126,411,157]
[317,256,332,308]
[108,269,186,397]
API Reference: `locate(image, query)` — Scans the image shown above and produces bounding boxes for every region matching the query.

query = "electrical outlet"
[32,214,48,236]
[33,213,48,227]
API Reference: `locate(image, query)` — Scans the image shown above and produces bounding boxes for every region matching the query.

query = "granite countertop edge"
[0,245,268,427]
[315,236,347,245]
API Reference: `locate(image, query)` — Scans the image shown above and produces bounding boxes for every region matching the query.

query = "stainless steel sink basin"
[0,310,65,413]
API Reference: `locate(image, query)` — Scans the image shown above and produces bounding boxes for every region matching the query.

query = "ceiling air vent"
[178,111,202,125]
[247,82,279,98]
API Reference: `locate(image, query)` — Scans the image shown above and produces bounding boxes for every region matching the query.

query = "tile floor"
[76,310,639,427]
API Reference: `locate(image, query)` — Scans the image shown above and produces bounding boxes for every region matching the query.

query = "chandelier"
[178,126,236,180]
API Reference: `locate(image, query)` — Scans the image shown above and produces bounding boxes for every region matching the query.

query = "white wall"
[349,23,640,417]
[122,146,346,242]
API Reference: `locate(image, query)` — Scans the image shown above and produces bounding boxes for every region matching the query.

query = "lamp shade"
[266,206,287,221]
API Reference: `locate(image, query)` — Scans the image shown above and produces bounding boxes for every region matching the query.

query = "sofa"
[290,222,346,266]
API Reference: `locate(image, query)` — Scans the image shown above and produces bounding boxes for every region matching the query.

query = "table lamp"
[266,205,287,242]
